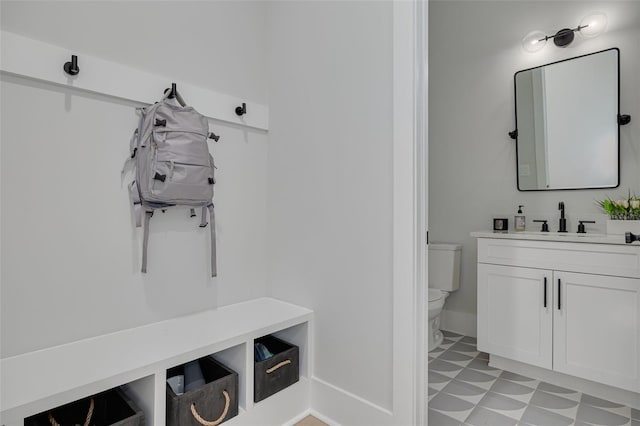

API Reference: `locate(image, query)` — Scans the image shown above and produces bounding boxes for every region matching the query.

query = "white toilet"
[428,243,461,351]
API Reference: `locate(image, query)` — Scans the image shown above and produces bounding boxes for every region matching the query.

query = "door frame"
[392,0,428,424]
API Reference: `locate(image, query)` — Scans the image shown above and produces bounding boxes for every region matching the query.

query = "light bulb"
[579,12,608,38]
[522,30,547,53]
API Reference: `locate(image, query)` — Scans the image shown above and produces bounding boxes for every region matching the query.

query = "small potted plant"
[597,190,640,234]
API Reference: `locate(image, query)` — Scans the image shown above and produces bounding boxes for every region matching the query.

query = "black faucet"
[558,202,567,232]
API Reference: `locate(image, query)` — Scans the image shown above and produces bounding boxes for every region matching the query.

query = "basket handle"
[266,359,292,374]
[48,398,94,426]
[190,390,230,426]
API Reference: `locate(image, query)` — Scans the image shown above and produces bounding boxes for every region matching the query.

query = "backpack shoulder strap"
[206,204,217,277]
[141,210,154,273]
[129,181,143,227]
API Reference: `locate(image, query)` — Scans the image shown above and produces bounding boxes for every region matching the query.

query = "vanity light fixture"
[522,12,608,53]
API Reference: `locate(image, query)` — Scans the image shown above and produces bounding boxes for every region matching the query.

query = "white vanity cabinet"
[553,271,640,391]
[477,263,552,369]
[475,235,640,393]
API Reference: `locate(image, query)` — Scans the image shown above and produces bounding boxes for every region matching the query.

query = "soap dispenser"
[515,205,526,232]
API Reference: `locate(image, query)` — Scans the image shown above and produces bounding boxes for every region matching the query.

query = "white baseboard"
[491,355,640,410]
[440,309,477,337]
[282,410,315,426]
[310,377,393,425]
[283,408,341,426]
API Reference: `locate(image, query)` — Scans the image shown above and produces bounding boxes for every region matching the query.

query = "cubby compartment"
[209,344,247,411]
[166,356,239,426]
[272,322,309,379]
[24,387,144,426]
[254,335,300,403]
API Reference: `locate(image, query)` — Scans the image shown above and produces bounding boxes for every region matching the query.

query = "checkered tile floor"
[428,331,640,426]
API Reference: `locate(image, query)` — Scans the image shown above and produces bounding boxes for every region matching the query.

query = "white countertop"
[470,230,633,245]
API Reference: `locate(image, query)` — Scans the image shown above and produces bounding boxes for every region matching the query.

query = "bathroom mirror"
[514,48,619,191]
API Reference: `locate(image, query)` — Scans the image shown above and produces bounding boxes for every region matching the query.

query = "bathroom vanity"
[472,231,640,399]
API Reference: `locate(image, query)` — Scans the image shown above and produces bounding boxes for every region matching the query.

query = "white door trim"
[392,0,428,425]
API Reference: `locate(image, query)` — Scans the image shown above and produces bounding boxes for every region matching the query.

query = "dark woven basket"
[24,387,144,426]
[254,335,299,403]
[166,356,239,426]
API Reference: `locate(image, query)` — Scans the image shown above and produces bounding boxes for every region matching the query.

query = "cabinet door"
[553,271,640,392]
[477,264,552,369]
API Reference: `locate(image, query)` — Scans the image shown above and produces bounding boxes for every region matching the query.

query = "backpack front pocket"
[151,161,213,203]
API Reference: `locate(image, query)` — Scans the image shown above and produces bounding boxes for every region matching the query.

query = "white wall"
[2,3,414,423]
[0,1,270,357]
[429,1,640,336]
[266,0,395,415]
[1,1,268,103]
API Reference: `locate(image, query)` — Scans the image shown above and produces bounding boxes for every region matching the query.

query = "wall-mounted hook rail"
[619,114,631,125]
[235,102,247,116]
[508,129,518,139]
[63,54,80,76]
[2,31,269,130]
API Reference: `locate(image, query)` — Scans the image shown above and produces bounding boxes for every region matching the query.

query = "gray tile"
[500,371,536,383]
[429,356,436,362]
[529,390,579,410]
[536,382,578,395]
[431,359,465,373]
[632,419,640,426]
[478,391,527,411]
[429,370,453,384]
[520,405,573,426]
[476,352,489,360]
[428,409,462,426]
[439,350,475,362]
[442,330,463,338]
[576,403,631,426]
[460,336,477,345]
[430,392,476,412]
[428,387,439,396]
[490,378,535,396]
[466,357,499,372]
[633,408,640,420]
[441,338,458,346]
[581,393,626,409]
[441,379,487,397]
[430,346,446,355]
[464,406,518,426]
[456,368,498,383]
[449,342,478,353]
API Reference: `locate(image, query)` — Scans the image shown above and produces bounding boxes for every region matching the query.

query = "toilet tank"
[428,243,462,292]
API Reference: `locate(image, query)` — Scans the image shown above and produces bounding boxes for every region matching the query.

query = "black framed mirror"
[514,48,620,191]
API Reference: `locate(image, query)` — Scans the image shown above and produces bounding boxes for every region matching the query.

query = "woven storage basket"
[25,387,144,426]
[166,356,239,426]
[254,335,299,402]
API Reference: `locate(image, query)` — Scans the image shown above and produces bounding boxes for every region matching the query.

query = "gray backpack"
[126,91,219,276]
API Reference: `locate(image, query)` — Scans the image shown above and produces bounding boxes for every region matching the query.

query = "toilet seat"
[428,288,444,302]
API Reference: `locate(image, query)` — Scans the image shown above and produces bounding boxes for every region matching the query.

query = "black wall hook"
[208,132,220,142]
[63,55,80,76]
[508,129,518,139]
[163,83,186,106]
[164,83,177,99]
[235,102,247,116]
[619,114,631,125]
